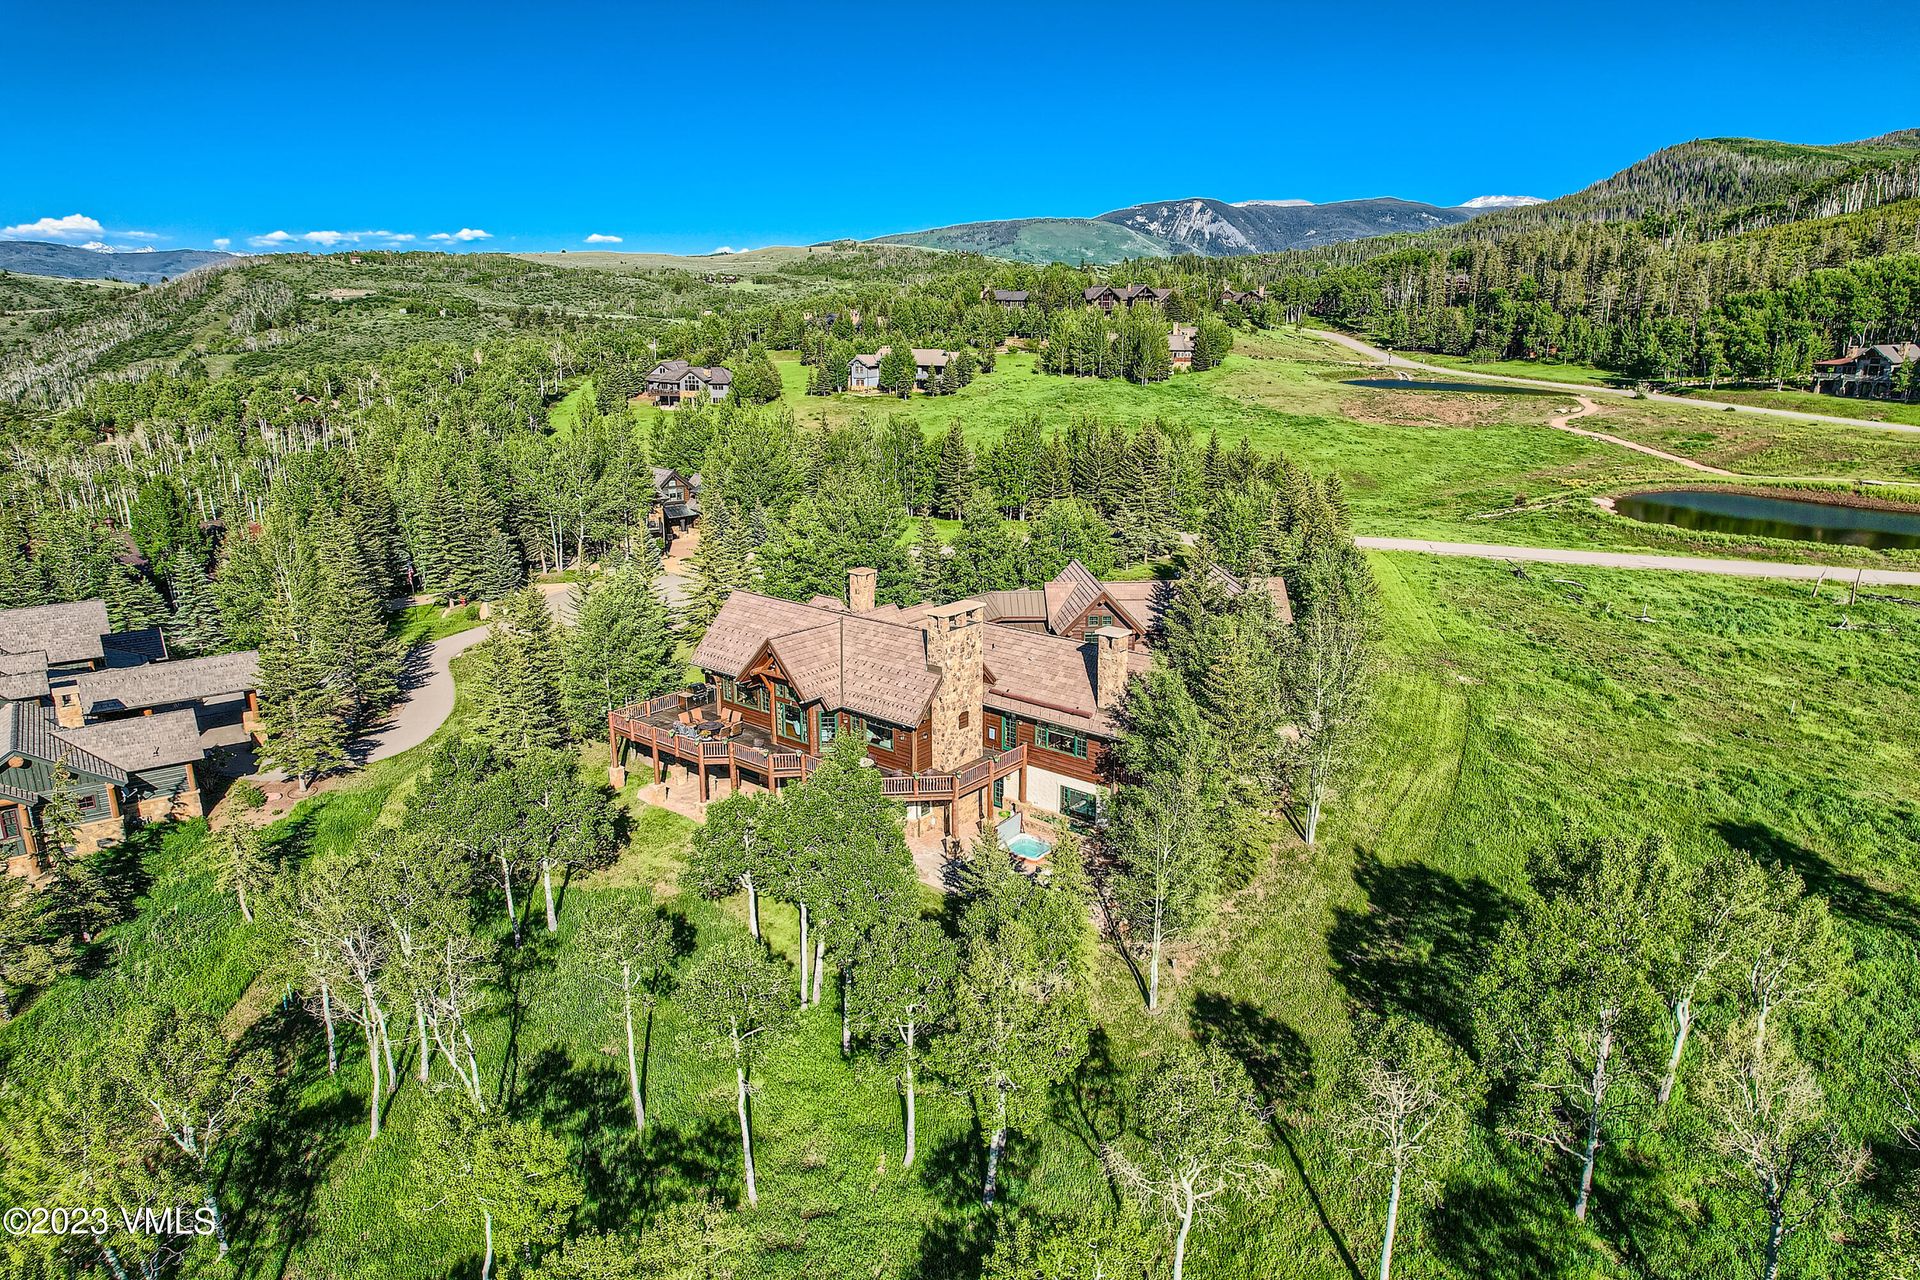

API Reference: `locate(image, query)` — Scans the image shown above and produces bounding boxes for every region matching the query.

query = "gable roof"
[53,708,206,773]
[71,650,260,715]
[0,700,128,785]
[701,593,945,727]
[980,626,1147,738]
[645,359,733,387]
[0,600,109,667]
[0,651,50,702]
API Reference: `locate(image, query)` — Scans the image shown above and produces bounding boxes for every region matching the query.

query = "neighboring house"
[0,600,261,880]
[1220,286,1267,306]
[649,466,702,542]
[1169,324,1197,369]
[848,347,958,392]
[981,288,1029,309]
[608,561,1289,839]
[642,360,733,407]
[1812,344,1919,400]
[1084,284,1172,313]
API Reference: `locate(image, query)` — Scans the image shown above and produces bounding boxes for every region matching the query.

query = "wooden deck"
[609,689,1029,804]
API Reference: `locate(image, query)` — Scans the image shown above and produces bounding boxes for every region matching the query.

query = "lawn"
[7,551,1916,1279]
[1665,384,1920,429]
[1410,350,1626,387]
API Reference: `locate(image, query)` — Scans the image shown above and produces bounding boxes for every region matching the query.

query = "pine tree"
[933,421,975,518]
[561,561,680,737]
[477,527,523,601]
[911,516,947,602]
[166,557,227,657]
[255,590,352,792]
[103,563,167,632]
[469,587,565,753]
[311,525,401,730]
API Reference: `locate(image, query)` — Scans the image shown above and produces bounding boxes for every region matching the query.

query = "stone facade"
[1094,626,1130,710]
[848,566,877,614]
[922,600,986,772]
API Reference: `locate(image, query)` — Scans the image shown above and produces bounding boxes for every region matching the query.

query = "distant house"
[0,601,261,880]
[1168,325,1197,369]
[1084,284,1172,313]
[649,466,702,542]
[642,360,733,408]
[1812,344,1919,401]
[1220,286,1267,306]
[981,288,1029,309]
[848,347,958,393]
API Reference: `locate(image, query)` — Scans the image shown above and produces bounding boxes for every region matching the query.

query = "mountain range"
[873,194,1543,263]
[0,240,236,284]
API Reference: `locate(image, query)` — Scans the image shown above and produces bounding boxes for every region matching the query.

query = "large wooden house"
[648,466,702,542]
[0,601,260,880]
[847,347,958,393]
[1812,344,1918,400]
[980,288,1029,309]
[609,561,1288,839]
[1084,284,1172,313]
[641,360,733,407]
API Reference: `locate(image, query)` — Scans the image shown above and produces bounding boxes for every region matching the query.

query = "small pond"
[1343,378,1561,395]
[1614,489,1920,550]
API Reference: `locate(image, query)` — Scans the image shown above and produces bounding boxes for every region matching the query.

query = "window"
[1060,785,1101,826]
[77,793,100,814]
[819,712,838,746]
[958,709,969,728]
[0,808,17,840]
[776,701,810,745]
[864,720,896,753]
[720,677,767,711]
[1083,611,1117,639]
[1035,724,1088,758]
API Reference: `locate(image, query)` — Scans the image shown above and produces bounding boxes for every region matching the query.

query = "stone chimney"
[53,685,85,729]
[922,600,986,771]
[848,566,877,614]
[1093,626,1131,712]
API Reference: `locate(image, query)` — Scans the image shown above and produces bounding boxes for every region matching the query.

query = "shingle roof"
[0,600,109,666]
[979,589,1046,623]
[985,290,1028,302]
[1096,580,1172,632]
[645,360,733,387]
[980,627,1146,738]
[53,708,206,773]
[694,593,842,677]
[693,592,944,727]
[1044,561,1105,635]
[72,650,260,714]
[0,701,128,785]
[0,651,50,701]
[102,627,168,667]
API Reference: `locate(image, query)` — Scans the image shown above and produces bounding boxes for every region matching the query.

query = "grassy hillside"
[878,217,1174,264]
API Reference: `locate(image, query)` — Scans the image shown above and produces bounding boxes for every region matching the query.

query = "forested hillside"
[1238,131,1920,384]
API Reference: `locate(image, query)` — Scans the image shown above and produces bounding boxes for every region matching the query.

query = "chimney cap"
[1092,625,1132,642]
[849,565,876,578]
[925,598,985,620]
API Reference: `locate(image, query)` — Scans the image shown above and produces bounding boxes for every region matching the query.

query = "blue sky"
[4,0,1914,256]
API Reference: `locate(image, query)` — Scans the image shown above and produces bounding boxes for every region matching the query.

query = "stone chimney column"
[1093,626,1131,711]
[922,600,986,772]
[53,686,85,729]
[848,566,877,614]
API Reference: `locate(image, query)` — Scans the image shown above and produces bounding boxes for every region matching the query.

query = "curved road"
[1313,329,1920,436]
[1358,537,1920,587]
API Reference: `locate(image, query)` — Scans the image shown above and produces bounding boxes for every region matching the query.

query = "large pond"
[1614,488,1920,550]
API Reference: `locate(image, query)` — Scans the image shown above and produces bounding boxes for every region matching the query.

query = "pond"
[1613,488,1920,550]
[1343,378,1562,395]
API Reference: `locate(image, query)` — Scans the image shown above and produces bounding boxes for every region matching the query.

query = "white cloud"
[584,233,622,244]
[303,230,352,246]
[81,241,115,253]
[711,246,739,255]
[119,229,160,240]
[250,230,296,247]
[131,246,154,253]
[2,212,107,240]
[212,238,231,250]
[386,233,415,242]
[428,227,491,242]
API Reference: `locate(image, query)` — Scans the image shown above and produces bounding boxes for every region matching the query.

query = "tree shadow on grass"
[518,1044,734,1233]
[1715,819,1920,939]
[1427,1143,1592,1280]
[1326,852,1515,1050]
[1047,1025,1127,1204]
[492,927,561,1109]
[220,1003,359,1280]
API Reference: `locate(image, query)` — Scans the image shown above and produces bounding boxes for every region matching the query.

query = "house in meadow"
[642,360,733,407]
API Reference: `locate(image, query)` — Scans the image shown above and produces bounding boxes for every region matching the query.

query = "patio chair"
[677,710,695,728]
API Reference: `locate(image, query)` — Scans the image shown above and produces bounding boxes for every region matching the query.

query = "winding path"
[1313,328,1920,436]
[1357,537,1920,587]
[1547,395,1736,475]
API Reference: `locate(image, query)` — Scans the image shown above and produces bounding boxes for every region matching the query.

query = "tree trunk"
[378,1006,398,1089]
[1148,906,1164,1012]
[365,1022,382,1140]
[840,967,851,1055]
[237,881,253,924]
[416,1004,432,1083]
[481,1207,495,1280]
[320,978,338,1074]
[541,858,558,933]
[903,1055,917,1169]
[623,978,645,1130]
[1573,1029,1613,1221]
[1304,761,1324,847]
[500,855,520,945]
[1657,996,1692,1105]
[983,1088,1009,1206]
[1379,1161,1403,1280]
[1173,1184,1196,1280]
[101,1245,130,1280]
[812,935,825,1007]
[736,1060,758,1207]
[1761,1197,1786,1280]
[798,903,809,1003]
[204,1192,229,1258]
[743,873,759,939]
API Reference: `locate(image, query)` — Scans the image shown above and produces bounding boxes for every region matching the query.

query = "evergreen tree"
[166,556,227,656]
[933,420,975,518]
[255,592,351,791]
[468,587,565,753]
[878,344,918,397]
[561,560,679,738]
[103,562,167,632]
[477,527,524,601]
[911,516,947,602]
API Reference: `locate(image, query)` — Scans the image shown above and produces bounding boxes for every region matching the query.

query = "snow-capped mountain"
[1458,195,1546,209]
